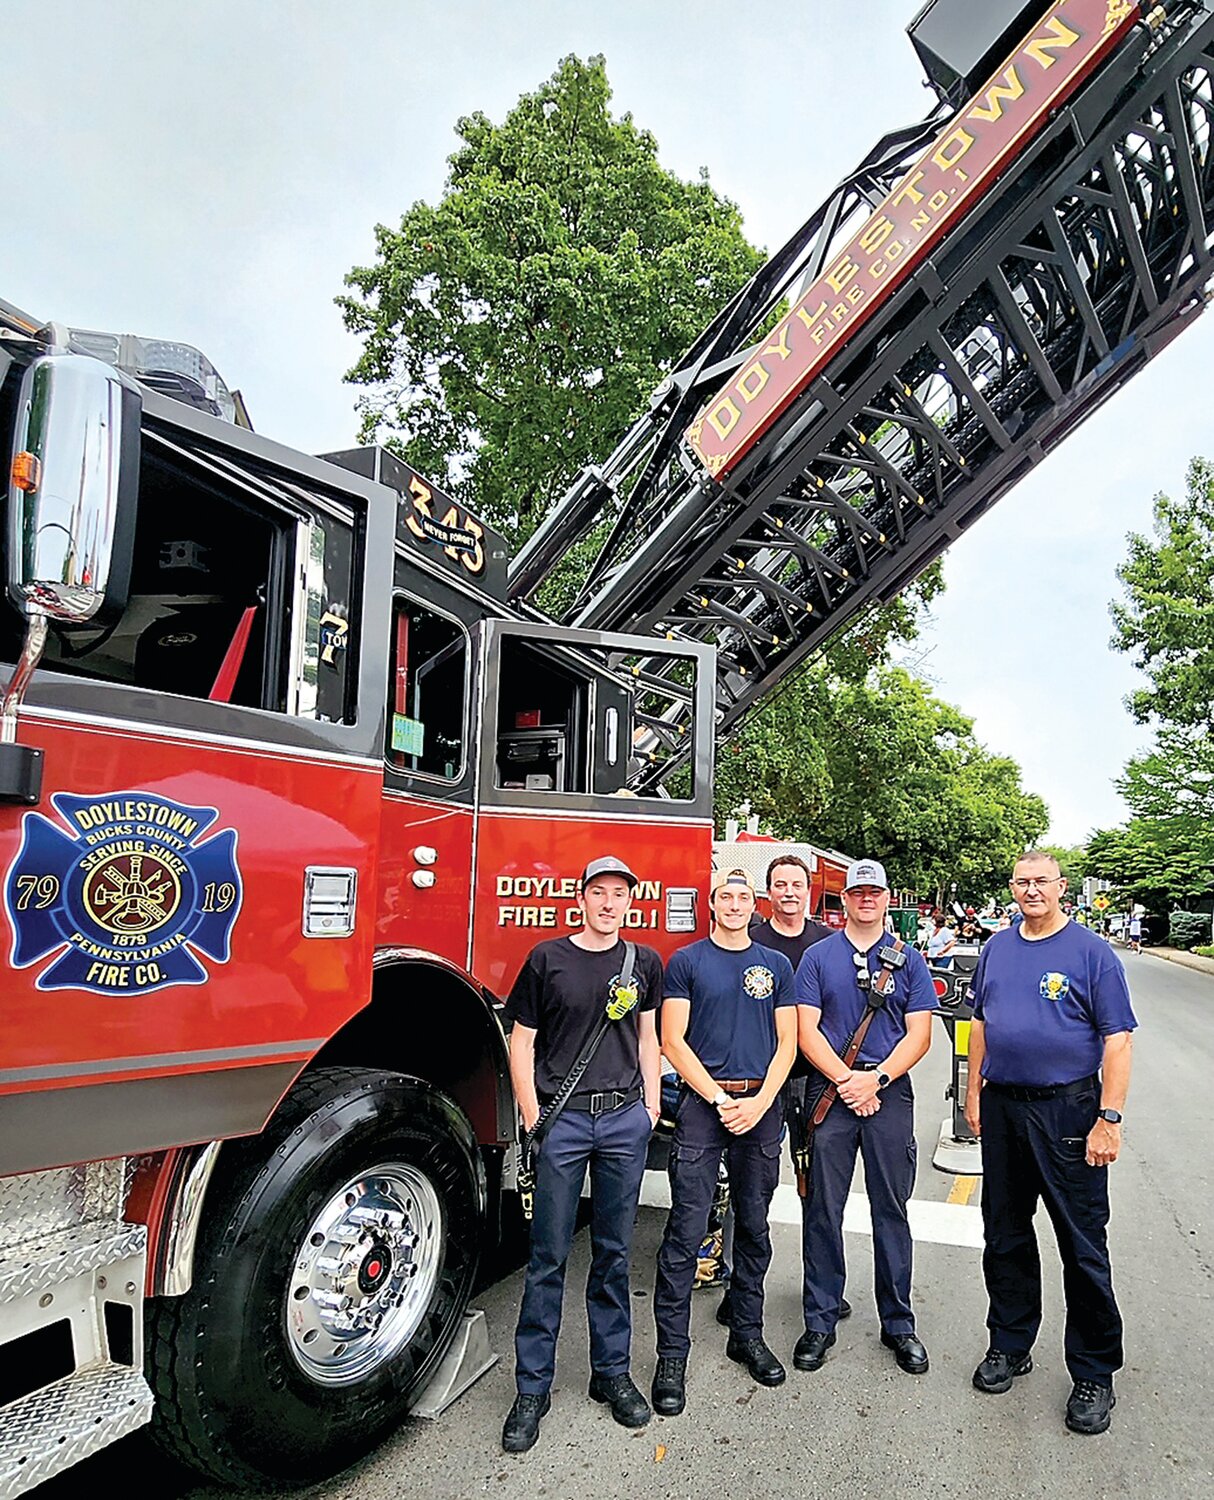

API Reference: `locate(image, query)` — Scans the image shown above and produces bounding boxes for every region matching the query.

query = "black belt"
[558,1084,643,1115]
[985,1073,1097,1103]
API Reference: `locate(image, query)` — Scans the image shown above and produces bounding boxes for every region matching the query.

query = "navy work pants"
[654,1091,782,1357]
[801,1075,917,1335]
[979,1079,1123,1382]
[514,1099,652,1395]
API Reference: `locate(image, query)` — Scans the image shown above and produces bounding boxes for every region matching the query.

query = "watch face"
[1100,1109,1122,1123]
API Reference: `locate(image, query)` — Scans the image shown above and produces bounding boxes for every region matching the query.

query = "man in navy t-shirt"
[965,849,1136,1437]
[651,868,797,1416]
[794,858,935,1376]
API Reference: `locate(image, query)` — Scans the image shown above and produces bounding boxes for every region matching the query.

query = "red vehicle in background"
[712,833,851,927]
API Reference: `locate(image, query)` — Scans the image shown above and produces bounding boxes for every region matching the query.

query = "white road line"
[639,1175,984,1250]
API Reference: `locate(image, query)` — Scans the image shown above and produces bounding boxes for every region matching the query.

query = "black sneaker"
[651,1355,687,1416]
[726,1335,786,1386]
[880,1330,929,1375]
[502,1392,551,1453]
[839,1297,852,1320]
[588,1372,651,1428]
[792,1328,835,1371]
[1065,1379,1115,1435]
[972,1346,1033,1394]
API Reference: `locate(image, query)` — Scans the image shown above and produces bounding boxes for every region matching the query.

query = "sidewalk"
[1140,944,1214,977]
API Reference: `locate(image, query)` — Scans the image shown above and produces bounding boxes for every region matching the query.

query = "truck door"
[375,565,480,966]
[471,620,715,997]
[0,405,395,1175]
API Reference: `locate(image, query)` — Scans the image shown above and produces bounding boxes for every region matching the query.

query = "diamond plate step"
[0,1221,147,1308]
[0,1363,153,1498]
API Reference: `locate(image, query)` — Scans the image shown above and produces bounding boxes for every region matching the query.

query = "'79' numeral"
[14,875,60,910]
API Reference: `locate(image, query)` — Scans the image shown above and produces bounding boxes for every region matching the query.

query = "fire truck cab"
[0,321,713,1490]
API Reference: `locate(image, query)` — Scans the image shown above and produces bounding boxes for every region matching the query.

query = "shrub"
[1195,945,1214,959]
[1168,910,1213,950]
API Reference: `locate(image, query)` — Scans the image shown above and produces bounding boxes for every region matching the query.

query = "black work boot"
[651,1355,687,1416]
[793,1329,836,1371]
[1065,1379,1115,1435]
[726,1335,786,1386]
[502,1392,551,1453]
[880,1330,929,1374]
[972,1346,1033,1394]
[588,1372,651,1428]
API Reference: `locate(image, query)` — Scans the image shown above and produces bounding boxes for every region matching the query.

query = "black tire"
[148,1067,484,1488]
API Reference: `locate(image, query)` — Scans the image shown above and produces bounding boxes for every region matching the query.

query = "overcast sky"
[6,0,1201,845]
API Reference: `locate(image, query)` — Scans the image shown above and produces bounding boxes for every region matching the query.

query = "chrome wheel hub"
[286,1163,443,1386]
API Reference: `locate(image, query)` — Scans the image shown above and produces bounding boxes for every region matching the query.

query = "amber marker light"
[11,451,41,492]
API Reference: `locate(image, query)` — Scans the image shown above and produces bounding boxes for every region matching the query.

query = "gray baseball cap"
[581,856,638,889]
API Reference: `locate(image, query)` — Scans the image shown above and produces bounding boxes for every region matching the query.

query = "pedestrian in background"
[965,850,1136,1436]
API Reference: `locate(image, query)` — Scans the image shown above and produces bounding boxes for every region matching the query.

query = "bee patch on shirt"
[1039,971,1071,1003]
[743,965,775,1000]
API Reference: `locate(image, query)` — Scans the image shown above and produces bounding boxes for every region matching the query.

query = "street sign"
[1093,895,1110,911]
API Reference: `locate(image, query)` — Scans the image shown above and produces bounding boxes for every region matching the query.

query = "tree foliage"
[1092,455,1214,911]
[339,55,764,546]
[1086,816,1214,911]
[717,664,1048,901]
[1110,456,1214,729]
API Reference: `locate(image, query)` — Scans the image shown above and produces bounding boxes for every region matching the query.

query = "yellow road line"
[947,1174,979,1206]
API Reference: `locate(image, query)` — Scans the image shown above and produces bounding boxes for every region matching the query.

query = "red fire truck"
[2,0,1210,1490]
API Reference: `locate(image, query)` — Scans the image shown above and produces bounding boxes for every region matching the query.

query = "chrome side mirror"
[7,351,140,625]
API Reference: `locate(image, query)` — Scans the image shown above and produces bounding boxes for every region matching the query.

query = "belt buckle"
[590,1090,623,1115]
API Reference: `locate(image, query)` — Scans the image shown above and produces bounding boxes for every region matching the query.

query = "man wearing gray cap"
[792,858,935,1375]
[502,856,664,1452]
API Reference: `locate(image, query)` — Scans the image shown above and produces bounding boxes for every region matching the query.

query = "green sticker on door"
[391,714,425,757]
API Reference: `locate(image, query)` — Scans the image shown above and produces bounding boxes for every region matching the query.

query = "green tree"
[1086,817,1214,911]
[339,55,764,548]
[1116,726,1214,821]
[717,665,1048,901]
[1111,456,1214,729]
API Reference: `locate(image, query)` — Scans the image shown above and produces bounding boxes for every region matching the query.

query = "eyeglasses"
[1010,876,1062,892]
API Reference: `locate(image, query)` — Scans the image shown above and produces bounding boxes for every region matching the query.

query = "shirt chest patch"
[1039,971,1071,1002]
[743,965,775,999]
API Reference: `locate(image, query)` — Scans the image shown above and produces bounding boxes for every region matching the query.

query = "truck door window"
[29,430,359,723]
[495,637,588,793]
[387,597,468,781]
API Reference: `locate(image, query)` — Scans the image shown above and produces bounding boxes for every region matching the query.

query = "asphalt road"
[39,949,1212,1500]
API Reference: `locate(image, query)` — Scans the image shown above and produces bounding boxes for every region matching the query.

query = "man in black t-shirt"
[501,857,663,1454]
[750,854,833,967]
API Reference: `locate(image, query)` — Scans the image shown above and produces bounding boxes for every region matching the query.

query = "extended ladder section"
[509,0,1214,790]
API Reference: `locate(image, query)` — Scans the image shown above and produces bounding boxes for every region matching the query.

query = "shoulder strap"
[529,941,640,1147]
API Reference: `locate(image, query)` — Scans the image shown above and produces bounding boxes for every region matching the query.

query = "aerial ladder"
[509,0,1214,790]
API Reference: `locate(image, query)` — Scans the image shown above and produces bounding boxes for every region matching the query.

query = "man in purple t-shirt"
[965,849,1136,1437]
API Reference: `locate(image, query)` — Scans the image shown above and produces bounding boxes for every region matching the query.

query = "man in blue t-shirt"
[651,868,797,1416]
[965,850,1136,1437]
[794,858,935,1376]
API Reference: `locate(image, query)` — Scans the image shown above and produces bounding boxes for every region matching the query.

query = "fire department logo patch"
[742,965,775,1000]
[3,791,243,996]
[1039,971,1071,1003]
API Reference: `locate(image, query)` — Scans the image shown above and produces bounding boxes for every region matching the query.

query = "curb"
[1140,946,1214,978]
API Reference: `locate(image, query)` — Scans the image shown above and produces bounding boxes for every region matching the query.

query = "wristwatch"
[876,1071,892,1090]
[709,1088,728,1107]
[1098,1108,1123,1124]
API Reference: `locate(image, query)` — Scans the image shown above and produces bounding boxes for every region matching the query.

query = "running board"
[0,1363,153,1498]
